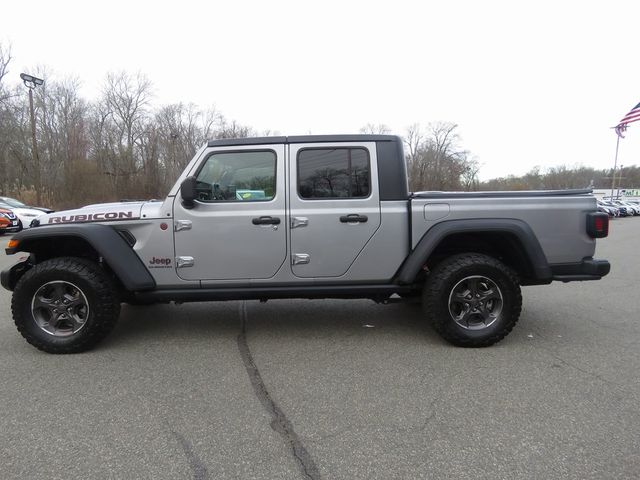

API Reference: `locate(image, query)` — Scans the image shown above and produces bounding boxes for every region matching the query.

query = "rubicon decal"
[47,211,136,224]
[148,257,172,268]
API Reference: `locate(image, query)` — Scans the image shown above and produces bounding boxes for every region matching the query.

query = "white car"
[623,202,640,215]
[0,200,45,228]
[614,201,640,215]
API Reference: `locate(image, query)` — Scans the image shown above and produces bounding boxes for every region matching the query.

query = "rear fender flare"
[394,218,552,284]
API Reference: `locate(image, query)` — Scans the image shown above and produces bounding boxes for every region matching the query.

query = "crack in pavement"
[307,386,443,445]
[527,326,623,388]
[237,301,321,480]
[170,429,209,480]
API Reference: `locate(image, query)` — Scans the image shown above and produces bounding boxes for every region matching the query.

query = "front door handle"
[252,216,281,225]
[339,214,368,223]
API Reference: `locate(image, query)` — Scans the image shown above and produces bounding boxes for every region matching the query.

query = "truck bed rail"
[411,189,593,199]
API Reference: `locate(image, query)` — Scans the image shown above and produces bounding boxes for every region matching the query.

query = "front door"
[173,145,287,281]
[288,142,381,278]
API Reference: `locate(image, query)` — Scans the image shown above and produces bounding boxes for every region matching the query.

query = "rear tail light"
[586,212,609,238]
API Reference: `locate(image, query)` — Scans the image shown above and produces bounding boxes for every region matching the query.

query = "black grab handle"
[252,216,281,225]
[339,214,368,223]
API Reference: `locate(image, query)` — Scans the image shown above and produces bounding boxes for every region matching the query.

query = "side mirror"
[181,176,197,209]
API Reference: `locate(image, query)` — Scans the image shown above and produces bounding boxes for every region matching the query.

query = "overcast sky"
[2,0,640,180]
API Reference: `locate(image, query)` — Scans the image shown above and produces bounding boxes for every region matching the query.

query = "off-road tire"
[423,253,522,347]
[12,257,120,353]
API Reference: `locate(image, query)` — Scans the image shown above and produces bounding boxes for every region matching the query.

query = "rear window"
[297,148,370,199]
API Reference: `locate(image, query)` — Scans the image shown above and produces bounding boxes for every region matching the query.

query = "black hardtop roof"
[207,134,401,148]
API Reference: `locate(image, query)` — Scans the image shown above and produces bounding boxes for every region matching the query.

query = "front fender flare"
[5,224,156,291]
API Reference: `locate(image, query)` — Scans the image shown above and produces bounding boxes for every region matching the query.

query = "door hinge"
[291,217,309,229]
[176,256,195,268]
[175,220,192,232]
[292,253,310,265]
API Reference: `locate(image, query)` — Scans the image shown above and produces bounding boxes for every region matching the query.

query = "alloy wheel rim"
[448,275,503,330]
[31,281,89,337]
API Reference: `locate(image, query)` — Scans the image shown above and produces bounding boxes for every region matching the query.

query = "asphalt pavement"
[0,219,639,479]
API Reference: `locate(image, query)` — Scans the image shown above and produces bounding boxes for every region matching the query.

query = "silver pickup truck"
[2,135,610,353]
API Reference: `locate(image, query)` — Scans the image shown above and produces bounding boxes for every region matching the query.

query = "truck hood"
[35,201,147,226]
[9,207,46,218]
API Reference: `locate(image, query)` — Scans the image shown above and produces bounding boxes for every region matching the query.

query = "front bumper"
[551,258,611,282]
[1,258,31,291]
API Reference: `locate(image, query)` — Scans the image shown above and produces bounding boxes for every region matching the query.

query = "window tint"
[195,151,276,202]
[298,148,370,199]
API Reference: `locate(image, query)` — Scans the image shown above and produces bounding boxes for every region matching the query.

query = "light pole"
[617,165,624,199]
[20,73,44,205]
[610,134,621,200]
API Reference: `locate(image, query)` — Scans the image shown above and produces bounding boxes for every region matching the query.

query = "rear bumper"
[551,258,611,282]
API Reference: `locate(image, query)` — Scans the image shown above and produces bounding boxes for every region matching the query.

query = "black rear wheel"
[423,253,522,347]
[12,257,120,353]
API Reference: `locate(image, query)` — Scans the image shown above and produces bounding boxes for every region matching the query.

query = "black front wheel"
[12,257,120,353]
[423,253,522,347]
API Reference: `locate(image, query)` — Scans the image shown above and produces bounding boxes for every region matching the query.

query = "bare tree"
[360,123,391,135]
[461,157,481,191]
[100,72,153,196]
[404,122,470,191]
[404,123,422,159]
[215,118,255,139]
[0,43,13,104]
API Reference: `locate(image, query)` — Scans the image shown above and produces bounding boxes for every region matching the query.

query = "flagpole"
[610,134,621,200]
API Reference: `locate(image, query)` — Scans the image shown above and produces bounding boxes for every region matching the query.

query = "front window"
[195,150,276,202]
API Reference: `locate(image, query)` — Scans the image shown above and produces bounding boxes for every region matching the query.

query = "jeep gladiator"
[1,135,610,353]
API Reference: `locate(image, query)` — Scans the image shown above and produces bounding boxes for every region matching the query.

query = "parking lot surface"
[0,219,639,479]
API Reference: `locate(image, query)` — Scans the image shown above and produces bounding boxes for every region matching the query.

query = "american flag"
[615,101,640,138]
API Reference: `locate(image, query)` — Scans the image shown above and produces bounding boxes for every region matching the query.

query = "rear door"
[173,144,287,280]
[288,142,381,278]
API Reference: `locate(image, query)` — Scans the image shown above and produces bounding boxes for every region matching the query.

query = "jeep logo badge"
[148,257,172,268]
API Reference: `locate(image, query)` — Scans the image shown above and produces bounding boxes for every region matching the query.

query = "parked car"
[600,201,621,216]
[618,201,640,215]
[611,201,637,216]
[2,134,610,353]
[626,200,640,214]
[597,202,618,217]
[617,206,630,217]
[0,207,22,234]
[0,196,53,214]
[0,200,46,228]
[602,201,628,217]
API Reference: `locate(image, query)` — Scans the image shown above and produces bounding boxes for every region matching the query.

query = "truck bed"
[409,189,597,265]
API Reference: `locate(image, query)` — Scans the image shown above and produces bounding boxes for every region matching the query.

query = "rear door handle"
[252,216,281,225]
[339,214,368,223]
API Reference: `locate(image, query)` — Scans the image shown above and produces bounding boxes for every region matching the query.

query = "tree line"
[0,44,636,209]
[0,45,257,209]
[480,165,640,192]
